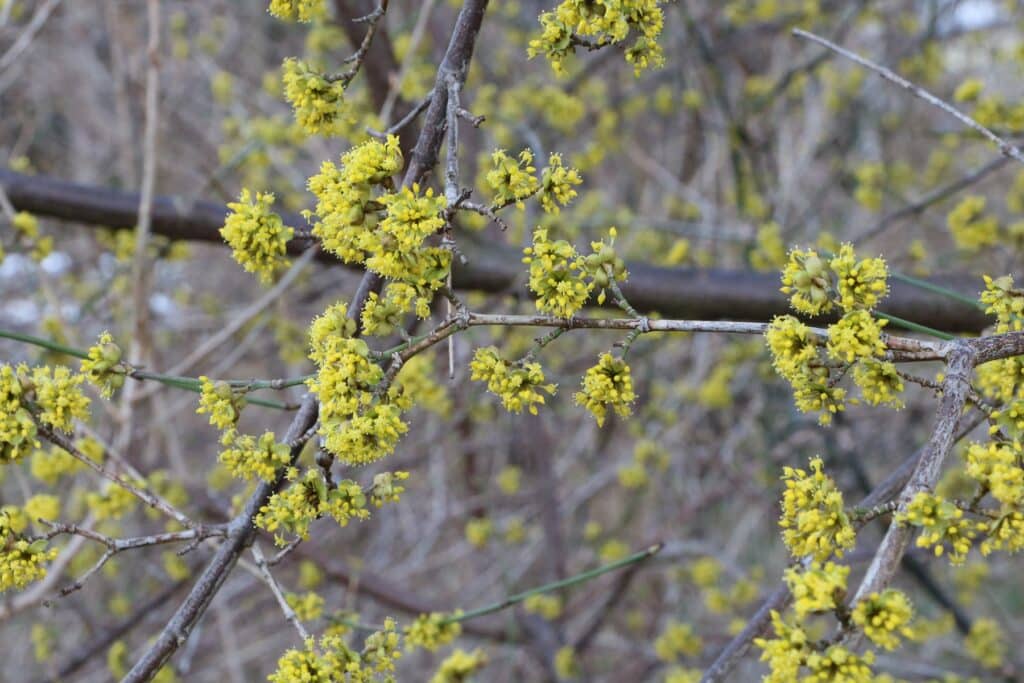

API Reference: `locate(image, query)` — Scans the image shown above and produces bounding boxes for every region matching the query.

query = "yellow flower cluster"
[269,623,400,683]
[268,0,326,22]
[780,249,832,316]
[539,153,582,214]
[309,138,450,319]
[583,227,628,304]
[31,365,91,433]
[220,189,294,284]
[754,611,811,683]
[404,612,462,652]
[965,617,1006,669]
[469,347,556,415]
[523,594,563,620]
[0,363,88,452]
[282,58,352,137]
[309,136,403,263]
[947,195,999,251]
[197,376,245,430]
[255,468,376,544]
[851,359,904,409]
[85,483,139,521]
[0,536,56,593]
[523,228,592,318]
[430,648,488,683]
[307,310,409,465]
[784,561,849,618]
[830,244,889,312]
[778,457,856,562]
[898,492,974,563]
[285,591,325,621]
[218,430,291,482]
[771,244,894,423]
[965,440,1024,507]
[10,211,52,261]
[980,274,1024,333]
[653,620,703,662]
[31,441,93,485]
[486,148,540,208]
[851,589,914,651]
[1,365,38,463]
[826,310,887,363]
[464,517,492,548]
[979,510,1024,555]
[802,645,875,682]
[528,0,665,76]
[80,331,128,397]
[574,353,636,427]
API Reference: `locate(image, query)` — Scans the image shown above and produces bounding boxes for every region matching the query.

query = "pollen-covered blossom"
[851,589,915,651]
[784,561,849,618]
[778,456,856,562]
[790,371,847,426]
[430,649,488,683]
[196,377,245,430]
[539,153,582,213]
[1,365,38,463]
[469,347,556,415]
[404,612,462,651]
[486,148,540,208]
[220,189,294,284]
[979,274,1024,333]
[378,184,447,251]
[218,430,291,482]
[780,248,832,315]
[308,300,357,364]
[852,359,904,408]
[523,228,592,318]
[829,243,888,312]
[766,315,820,381]
[267,0,326,22]
[898,492,974,564]
[31,366,90,433]
[282,58,352,137]
[826,310,887,363]
[574,353,636,427]
[80,331,128,397]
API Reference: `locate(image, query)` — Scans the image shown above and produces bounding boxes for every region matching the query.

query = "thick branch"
[0,169,991,332]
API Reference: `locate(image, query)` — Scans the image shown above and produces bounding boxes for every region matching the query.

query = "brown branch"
[0,168,992,332]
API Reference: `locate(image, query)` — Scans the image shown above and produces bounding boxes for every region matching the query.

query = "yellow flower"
[654,620,703,662]
[574,353,636,427]
[524,228,592,318]
[829,243,888,312]
[851,589,914,651]
[784,561,849,618]
[965,618,1006,669]
[80,331,127,397]
[470,347,556,415]
[282,58,352,137]
[430,648,487,683]
[780,248,832,315]
[897,492,974,564]
[220,189,294,283]
[778,456,856,562]
[268,0,326,22]
[826,310,887,363]
[404,612,462,652]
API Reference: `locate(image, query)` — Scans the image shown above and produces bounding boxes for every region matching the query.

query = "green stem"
[440,543,662,625]
[889,271,984,310]
[0,329,89,359]
[874,311,956,340]
[0,328,300,410]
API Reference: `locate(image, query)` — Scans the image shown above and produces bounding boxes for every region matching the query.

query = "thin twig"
[793,29,1024,165]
